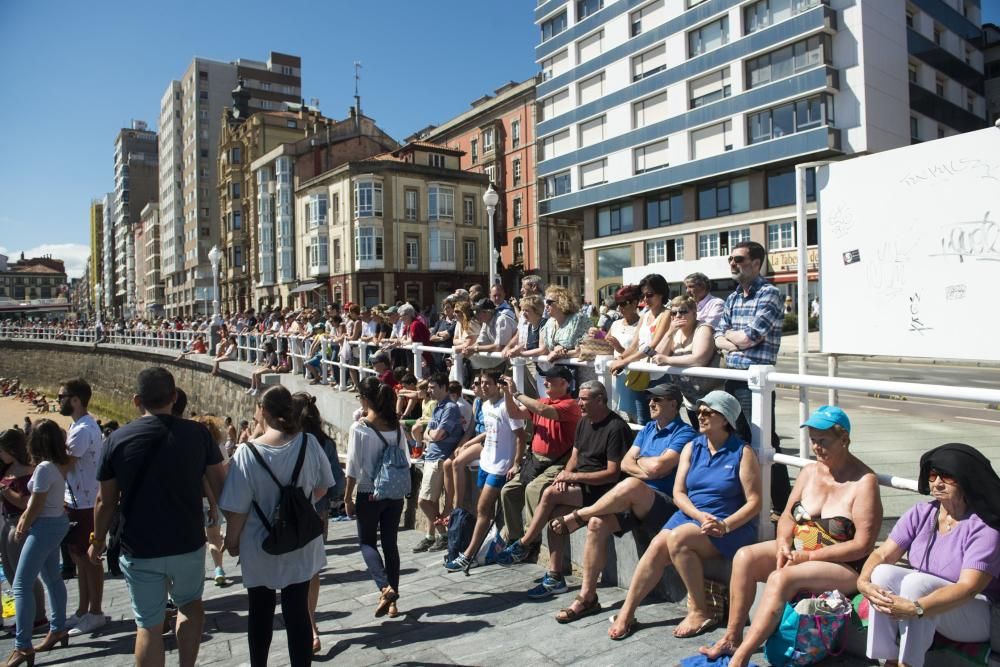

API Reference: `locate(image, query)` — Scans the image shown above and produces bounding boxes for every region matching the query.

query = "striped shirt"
[716,276,784,369]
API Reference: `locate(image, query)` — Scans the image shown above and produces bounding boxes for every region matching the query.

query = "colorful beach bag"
[763,590,852,666]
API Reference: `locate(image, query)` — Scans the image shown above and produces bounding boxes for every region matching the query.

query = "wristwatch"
[912,599,925,617]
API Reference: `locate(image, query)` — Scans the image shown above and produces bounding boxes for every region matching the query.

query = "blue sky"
[1,1,998,279]
[0,0,540,277]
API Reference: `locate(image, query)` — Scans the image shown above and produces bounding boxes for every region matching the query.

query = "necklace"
[939,506,962,532]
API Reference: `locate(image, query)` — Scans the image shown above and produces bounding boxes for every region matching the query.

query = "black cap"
[538,365,573,383]
[647,383,683,402]
[472,298,496,314]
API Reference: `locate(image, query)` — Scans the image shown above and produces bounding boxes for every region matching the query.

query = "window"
[405,236,419,269]
[965,47,973,66]
[905,9,914,28]
[513,159,522,185]
[306,193,328,228]
[634,138,669,174]
[937,124,946,139]
[231,182,241,198]
[471,139,478,164]
[513,197,523,225]
[744,0,820,34]
[309,236,329,269]
[543,172,572,198]
[966,93,975,113]
[430,229,456,263]
[935,76,945,97]
[597,203,633,236]
[697,178,749,219]
[331,193,340,224]
[597,245,632,278]
[233,211,242,230]
[404,189,418,220]
[540,89,571,121]
[555,275,571,289]
[580,158,606,188]
[633,92,668,128]
[646,237,685,263]
[746,35,825,89]
[747,95,831,144]
[556,231,571,259]
[429,153,446,168]
[646,192,684,228]
[286,120,297,129]
[511,120,521,148]
[333,238,342,272]
[689,67,731,108]
[578,116,605,147]
[540,50,568,81]
[578,72,604,105]
[630,0,665,37]
[577,0,602,20]
[577,30,603,63]
[354,180,383,217]
[464,239,477,270]
[482,128,494,152]
[688,16,728,57]
[541,11,568,42]
[355,227,384,262]
[933,24,942,46]
[484,164,497,183]
[231,147,242,164]
[908,62,919,84]
[513,237,525,264]
[632,43,667,81]
[463,195,475,225]
[768,221,796,250]
[200,149,209,159]
[690,120,733,159]
[541,129,571,160]
[698,228,749,257]
[910,116,920,141]
[766,167,816,207]
[428,185,455,220]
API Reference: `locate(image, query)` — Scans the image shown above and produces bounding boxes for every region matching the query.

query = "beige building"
[113,121,158,317]
[159,52,302,317]
[88,200,102,311]
[137,202,164,316]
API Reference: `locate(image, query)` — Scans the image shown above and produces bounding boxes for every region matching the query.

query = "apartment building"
[250,109,399,309]
[138,202,164,316]
[217,89,336,313]
[158,52,302,317]
[533,0,987,303]
[290,141,491,309]
[0,254,67,302]
[415,77,585,294]
[101,192,114,315]
[984,22,999,124]
[112,121,158,317]
[88,200,102,310]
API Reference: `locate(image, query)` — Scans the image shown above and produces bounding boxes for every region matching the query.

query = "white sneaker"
[68,612,107,636]
[64,613,82,629]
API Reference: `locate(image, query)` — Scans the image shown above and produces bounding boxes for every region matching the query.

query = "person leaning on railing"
[500,294,548,399]
[601,285,642,422]
[539,286,589,366]
[701,406,882,667]
[858,443,1000,667]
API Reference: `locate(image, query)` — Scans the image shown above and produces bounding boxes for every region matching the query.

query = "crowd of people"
[0,241,996,667]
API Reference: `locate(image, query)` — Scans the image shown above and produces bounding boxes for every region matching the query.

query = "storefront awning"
[288,282,321,294]
[772,272,818,284]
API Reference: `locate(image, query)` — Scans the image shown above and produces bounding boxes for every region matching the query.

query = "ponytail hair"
[358,376,399,430]
[292,391,325,443]
[259,385,300,434]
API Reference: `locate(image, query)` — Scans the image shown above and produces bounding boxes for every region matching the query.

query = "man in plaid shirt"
[714,240,791,509]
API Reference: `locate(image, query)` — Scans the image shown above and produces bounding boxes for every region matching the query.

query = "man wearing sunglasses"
[713,241,791,509]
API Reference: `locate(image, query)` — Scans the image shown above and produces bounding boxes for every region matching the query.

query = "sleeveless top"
[791,501,867,572]
[666,323,724,407]
[638,310,669,380]
[684,433,748,520]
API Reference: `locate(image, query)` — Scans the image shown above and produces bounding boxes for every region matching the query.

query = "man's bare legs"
[520,485,584,546]
[554,478,656,534]
[174,598,204,667]
[463,484,502,560]
[451,444,482,513]
[69,548,104,620]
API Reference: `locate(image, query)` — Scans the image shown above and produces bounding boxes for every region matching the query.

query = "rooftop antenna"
[353,61,362,118]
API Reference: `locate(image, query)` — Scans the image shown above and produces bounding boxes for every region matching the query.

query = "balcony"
[308,264,329,277]
[430,260,457,271]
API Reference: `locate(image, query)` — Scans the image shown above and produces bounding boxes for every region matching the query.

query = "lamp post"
[482,184,499,287]
[208,245,222,319]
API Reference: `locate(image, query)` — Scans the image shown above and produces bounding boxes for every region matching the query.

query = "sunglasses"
[545,299,556,305]
[927,469,956,485]
[671,309,691,316]
[727,255,748,264]
[697,408,719,419]
[648,397,665,403]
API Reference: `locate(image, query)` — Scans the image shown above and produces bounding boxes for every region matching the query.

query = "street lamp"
[208,245,222,320]
[482,184,499,287]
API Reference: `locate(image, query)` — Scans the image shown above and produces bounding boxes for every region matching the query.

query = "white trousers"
[866,563,991,667]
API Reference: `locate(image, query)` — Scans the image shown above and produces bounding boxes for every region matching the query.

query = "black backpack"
[445,507,475,562]
[247,434,324,555]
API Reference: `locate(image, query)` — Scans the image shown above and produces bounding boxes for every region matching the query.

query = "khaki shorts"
[418,459,445,502]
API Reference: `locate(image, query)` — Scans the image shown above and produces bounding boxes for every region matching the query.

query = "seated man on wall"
[496,380,633,600]
[547,384,696,622]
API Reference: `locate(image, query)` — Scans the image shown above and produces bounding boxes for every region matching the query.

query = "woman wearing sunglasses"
[858,443,1000,667]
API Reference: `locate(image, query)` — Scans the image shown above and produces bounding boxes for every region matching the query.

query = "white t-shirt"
[608,317,639,359]
[455,397,473,432]
[479,398,524,475]
[31,461,67,518]
[345,421,409,494]
[65,413,102,509]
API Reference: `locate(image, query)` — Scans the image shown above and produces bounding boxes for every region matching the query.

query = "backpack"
[445,507,475,562]
[474,522,505,566]
[247,434,324,556]
[366,422,411,501]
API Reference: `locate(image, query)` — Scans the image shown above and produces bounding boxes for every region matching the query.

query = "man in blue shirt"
[545,384,696,623]
[413,372,466,552]
[714,240,790,509]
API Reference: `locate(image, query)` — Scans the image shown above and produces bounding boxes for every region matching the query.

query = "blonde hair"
[544,286,578,315]
[454,300,473,325]
[519,294,544,315]
[670,295,697,312]
[195,415,226,445]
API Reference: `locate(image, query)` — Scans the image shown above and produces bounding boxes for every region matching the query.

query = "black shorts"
[65,506,95,554]
[614,488,675,537]
[580,483,614,508]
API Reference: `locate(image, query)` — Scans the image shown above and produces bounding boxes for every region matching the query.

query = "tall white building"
[112,121,158,317]
[533,0,988,303]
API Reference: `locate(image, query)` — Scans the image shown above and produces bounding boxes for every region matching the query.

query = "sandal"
[555,594,601,624]
[673,617,718,639]
[608,614,639,641]
[387,601,399,618]
[549,510,585,536]
[375,586,399,618]
[312,636,321,654]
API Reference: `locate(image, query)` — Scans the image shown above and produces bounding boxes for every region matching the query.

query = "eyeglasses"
[727,255,748,264]
[648,397,664,403]
[671,309,691,316]
[697,408,719,419]
[545,299,556,305]
[927,470,956,485]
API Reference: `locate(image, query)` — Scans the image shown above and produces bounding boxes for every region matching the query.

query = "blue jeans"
[614,373,643,424]
[13,515,69,648]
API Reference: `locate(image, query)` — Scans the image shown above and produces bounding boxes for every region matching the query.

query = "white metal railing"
[6,325,998,540]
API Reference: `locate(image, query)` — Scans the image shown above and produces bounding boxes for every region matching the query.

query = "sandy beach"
[0,396,75,432]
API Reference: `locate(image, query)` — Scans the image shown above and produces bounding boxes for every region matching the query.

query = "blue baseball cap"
[801,405,851,433]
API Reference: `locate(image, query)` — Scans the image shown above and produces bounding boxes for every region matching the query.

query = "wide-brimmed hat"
[696,390,742,431]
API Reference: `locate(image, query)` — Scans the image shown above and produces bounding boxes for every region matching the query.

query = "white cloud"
[0,243,90,280]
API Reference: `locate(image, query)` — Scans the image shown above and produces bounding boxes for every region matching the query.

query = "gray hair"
[397,303,416,318]
[685,272,711,290]
[522,275,543,290]
[578,380,608,403]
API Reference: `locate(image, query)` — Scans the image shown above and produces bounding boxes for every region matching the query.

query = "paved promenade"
[0,521,878,667]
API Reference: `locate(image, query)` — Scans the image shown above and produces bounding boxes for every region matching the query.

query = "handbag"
[763,590,852,666]
[624,370,650,390]
[366,422,411,501]
[247,434,324,555]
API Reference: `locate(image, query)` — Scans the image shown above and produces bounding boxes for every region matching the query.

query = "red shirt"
[407,319,433,366]
[378,369,399,390]
[530,397,582,460]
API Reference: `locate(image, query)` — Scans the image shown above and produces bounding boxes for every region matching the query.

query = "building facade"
[290,141,491,309]
[158,52,302,317]
[532,0,987,303]
[112,122,158,317]
[984,22,1000,124]
[0,254,68,302]
[88,200,102,312]
[138,202,164,317]
[101,192,114,316]
[415,78,585,295]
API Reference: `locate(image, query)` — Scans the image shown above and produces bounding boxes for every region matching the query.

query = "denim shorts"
[477,468,506,489]
[120,545,206,628]
[307,354,322,368]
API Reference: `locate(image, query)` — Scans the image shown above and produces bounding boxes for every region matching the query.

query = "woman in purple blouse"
[858,443,1000,667]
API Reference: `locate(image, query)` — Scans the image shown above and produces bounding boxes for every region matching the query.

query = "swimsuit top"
[791,501,866,571]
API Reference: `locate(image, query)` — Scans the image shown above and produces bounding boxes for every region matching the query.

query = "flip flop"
[673,617,718,639]
[608,614,639,640]
[555,594,601,624]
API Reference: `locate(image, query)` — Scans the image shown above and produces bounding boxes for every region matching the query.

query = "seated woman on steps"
[700,405,882,667]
